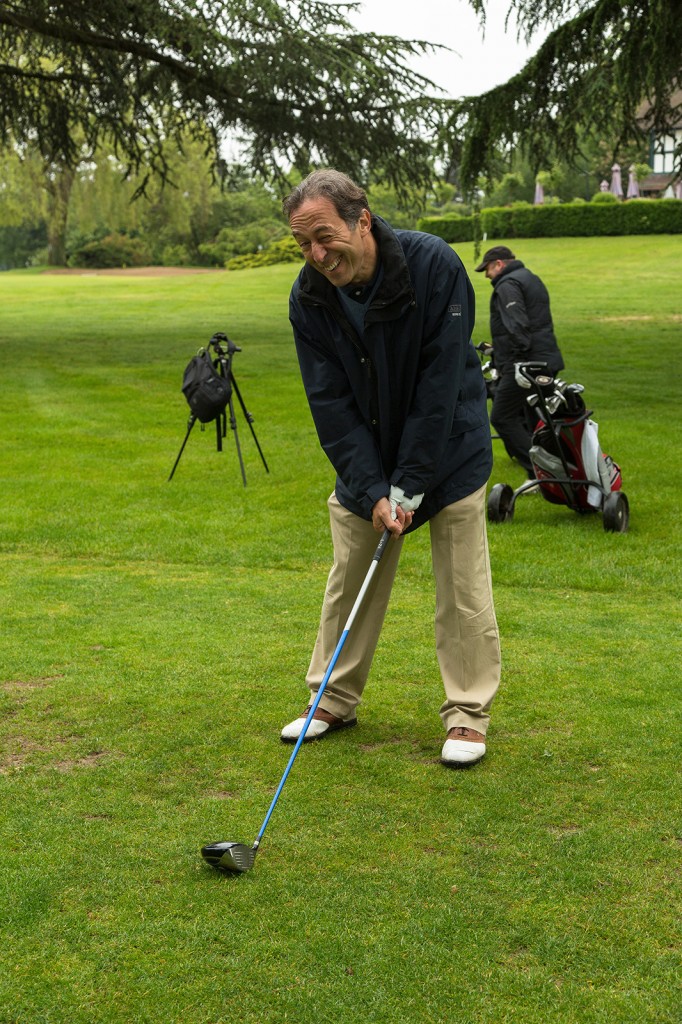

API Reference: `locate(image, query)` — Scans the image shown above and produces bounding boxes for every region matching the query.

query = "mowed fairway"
[1,235,680,1024]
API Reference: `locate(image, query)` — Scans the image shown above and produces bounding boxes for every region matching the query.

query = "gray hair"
[282,170,370,227]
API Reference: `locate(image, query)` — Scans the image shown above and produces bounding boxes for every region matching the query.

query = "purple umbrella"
[626,165,640,199]
[533,181,544,205]
[600,180,609,192]
[675,181,682,200]
[610,163,623,198]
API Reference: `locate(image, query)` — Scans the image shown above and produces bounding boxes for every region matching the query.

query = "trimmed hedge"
[413,214,474,243]
[417,199,682,241]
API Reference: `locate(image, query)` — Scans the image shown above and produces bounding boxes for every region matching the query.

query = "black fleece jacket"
[489,260,564,375]
[288,216,491,529]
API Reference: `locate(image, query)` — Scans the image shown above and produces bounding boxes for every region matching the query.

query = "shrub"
[591,191,619,203]
[615,198,682,234]
[161,244,193,267]
[69,232,152,268]
[634,162,653,182]
[226,235,304,270]
[0,223,48,269]
[418,198,682,242]
[199,219,288,267]
[415,214,474,242]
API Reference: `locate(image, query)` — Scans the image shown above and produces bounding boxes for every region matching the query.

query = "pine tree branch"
[449,0,682,188]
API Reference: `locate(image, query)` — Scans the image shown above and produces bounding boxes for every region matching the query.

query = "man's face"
[484,259,505,281]
[289,197,376,288]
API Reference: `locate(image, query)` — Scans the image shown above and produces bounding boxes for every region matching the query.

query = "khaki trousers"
[305,484,501,735]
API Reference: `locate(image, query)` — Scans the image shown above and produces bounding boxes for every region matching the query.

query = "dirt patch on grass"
[598,313,682,322]
[0,736,117,774]
[0,736,63,773]
[42,266,223,277]
[54,750,112,772]
[2,675,62,691]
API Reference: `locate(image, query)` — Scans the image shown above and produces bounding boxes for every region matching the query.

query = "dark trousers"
[490,373,535,475]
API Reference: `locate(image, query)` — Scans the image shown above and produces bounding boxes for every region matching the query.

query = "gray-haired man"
[280,170,501,767]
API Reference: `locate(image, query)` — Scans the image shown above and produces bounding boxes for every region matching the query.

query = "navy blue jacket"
[490,260,564,376]
[289,216,492,530]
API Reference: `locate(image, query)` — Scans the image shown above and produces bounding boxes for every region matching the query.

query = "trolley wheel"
[487,483,514,523]
[603,491,629,533]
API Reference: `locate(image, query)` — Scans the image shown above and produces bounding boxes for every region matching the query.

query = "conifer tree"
[449,0,682,188]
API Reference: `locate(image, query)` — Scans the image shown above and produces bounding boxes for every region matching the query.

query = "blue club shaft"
[254,529,391,848]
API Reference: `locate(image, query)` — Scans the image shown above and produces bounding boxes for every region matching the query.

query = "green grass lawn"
[1,236,681,1024]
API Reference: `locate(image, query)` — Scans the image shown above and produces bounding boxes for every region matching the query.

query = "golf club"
[201,527,392,874]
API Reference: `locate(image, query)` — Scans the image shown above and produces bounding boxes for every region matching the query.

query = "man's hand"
[372,496,412,535]
[389,485,423,514]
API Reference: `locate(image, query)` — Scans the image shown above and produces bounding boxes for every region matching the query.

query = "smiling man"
[289,197,377,288]
[280,169,501,768]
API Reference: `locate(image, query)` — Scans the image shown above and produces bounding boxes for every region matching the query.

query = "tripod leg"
[227,395,247,486]
[168,416,197,481]
[230,373,270,473]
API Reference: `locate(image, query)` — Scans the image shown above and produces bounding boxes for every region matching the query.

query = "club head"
[535,374,554,387]
[201,841,256,874]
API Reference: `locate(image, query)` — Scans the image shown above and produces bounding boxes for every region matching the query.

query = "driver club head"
[201,841,256,873]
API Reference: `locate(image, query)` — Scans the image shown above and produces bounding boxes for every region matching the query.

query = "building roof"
[636,87,682,129]
[639,172,676,192]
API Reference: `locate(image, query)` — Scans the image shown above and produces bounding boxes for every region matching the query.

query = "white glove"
[514,363,532,389]
[389,485,424,519]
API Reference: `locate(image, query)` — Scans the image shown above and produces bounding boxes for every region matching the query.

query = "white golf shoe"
[280,705,357,744]
[441,726,486,767]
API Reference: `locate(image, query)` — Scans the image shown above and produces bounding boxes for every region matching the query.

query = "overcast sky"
[350,0,544,99]
[224,1,546,158]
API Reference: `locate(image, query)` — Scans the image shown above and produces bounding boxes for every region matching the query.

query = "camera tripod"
[168,332,269,485]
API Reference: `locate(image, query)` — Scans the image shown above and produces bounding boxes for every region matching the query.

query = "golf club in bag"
[201,527,391,874]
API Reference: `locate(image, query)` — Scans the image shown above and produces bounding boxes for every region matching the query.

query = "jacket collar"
[297,214,414,320]
[493,259,525,287]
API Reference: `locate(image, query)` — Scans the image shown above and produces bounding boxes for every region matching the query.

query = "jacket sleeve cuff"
[366,479,390,510]
[389,472,423,498]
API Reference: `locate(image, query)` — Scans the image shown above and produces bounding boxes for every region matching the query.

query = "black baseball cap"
[474,245,515,272]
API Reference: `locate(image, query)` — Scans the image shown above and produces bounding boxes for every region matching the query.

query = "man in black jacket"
[475,245,564,477]
[279,170,501,767]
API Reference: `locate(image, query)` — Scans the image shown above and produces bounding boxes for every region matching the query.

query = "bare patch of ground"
[598,313,682,322]
[42,266,223,277]
[2,675,63,691]
[54,750,112,772]
[0,734,118,774]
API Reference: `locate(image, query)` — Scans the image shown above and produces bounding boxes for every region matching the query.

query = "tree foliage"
[2,0,680,261]
[448,0,682,189]
[0,0,439,193]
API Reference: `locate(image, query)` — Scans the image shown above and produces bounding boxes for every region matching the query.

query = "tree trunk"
[45,163,76,266]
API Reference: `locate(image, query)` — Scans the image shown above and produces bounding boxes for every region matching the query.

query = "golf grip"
[254,528,391,847]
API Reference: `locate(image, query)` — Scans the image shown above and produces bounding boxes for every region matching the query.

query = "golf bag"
[181,350,231,423]
[487,364,629,532]
[528,379,622,511]
[168,333,270,485]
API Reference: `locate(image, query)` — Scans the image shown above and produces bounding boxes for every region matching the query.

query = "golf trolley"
[487,363,629,532]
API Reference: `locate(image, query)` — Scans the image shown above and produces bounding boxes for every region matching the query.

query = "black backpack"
[181,350,231,423]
